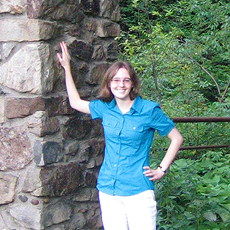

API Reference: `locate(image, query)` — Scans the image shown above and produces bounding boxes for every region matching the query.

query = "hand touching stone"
[57,41,71,70]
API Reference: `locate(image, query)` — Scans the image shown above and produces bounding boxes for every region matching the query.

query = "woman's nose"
[119,80,125,86]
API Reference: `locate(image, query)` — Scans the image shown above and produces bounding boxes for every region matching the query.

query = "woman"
[57,41,183,230]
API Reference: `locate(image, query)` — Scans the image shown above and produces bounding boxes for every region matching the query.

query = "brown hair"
[98,61,140,102]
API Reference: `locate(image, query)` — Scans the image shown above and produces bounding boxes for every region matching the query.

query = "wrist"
[158,165,168,174]
[64,65,71,72]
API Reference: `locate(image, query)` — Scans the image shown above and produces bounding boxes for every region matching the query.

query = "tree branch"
[220,77,230,103]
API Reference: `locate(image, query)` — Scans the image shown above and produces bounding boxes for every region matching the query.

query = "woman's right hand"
[57,41,71,70]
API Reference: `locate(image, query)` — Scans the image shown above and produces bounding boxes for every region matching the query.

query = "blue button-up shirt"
[89,96,174,196]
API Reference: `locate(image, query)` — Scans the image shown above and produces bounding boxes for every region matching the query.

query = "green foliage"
[118,0,230,228]
[118,0,230,105]
[154,151,230,229]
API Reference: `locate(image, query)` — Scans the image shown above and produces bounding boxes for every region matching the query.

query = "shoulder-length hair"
[98,61,140,102]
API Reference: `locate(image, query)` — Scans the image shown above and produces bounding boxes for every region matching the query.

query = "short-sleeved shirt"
[89,96,174,196]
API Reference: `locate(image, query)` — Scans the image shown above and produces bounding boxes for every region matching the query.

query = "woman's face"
[109,68,133,101]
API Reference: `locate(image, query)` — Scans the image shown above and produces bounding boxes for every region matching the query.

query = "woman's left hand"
[143,166,165,181]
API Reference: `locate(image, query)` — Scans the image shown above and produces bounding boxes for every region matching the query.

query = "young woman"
[57,41,183,230]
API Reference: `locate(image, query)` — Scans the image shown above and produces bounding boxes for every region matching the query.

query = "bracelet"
[159,166,167,174]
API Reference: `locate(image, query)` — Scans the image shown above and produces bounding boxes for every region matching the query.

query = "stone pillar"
[0,0,120,229]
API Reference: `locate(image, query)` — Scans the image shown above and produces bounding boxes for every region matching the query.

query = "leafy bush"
[154,151,230,229]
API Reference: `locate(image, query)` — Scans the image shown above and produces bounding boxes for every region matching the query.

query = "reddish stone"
[31,199,39,205]
[0,127,32,170]
[6,97,45,119]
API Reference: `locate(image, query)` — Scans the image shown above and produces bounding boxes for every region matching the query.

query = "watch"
[159,165,167,174]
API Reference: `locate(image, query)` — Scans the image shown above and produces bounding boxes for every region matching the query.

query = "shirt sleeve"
[150,106,174,136]
[89,100,105,120]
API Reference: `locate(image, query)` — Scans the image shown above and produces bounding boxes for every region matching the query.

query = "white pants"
[99,190,157,230]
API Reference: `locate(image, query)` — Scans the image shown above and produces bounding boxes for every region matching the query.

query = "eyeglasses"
[111,78,132,84]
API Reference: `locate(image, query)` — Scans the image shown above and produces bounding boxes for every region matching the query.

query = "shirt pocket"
[123,123,149,143]
[102,118,120,137]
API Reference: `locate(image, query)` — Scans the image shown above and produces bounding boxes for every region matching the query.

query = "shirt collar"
[108,95,143,114]
[130,95,142,114]
[108,98,117,109]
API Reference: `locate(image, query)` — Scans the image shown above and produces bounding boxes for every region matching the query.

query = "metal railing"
[172,117,230,151]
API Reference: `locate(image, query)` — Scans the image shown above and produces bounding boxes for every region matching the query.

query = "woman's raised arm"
[57,41,90,114]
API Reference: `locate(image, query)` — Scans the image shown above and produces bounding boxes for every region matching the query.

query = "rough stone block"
[64,116,93,140]
[73,188,92,202]
[92,45,105,60]
[42,200,72,228]
[104,40,119,61]
[70,40,93,61]
[0,215,7,230]
[64,140,80,156]
[48,4,83,23]
[86,203,102,229]
[90,119,104,138]
[0,42,54,94]
[67,209,87,230]
[75,141,91,163]
[87,62,110,85]
[0,0,25,15]
[0,127,32,171]
[27,0,81,21]
[23,162,84,197]
[45,95,75,116]
[0,96,5,123]
[28,111,60,137]
[73,188,99,202]
[0,173,17,204]
[80,0,100,15]
[27,0,61,18]
[33,140,63,166]
[1,42,18,61]
[6,97,45,119]
[10,203,41,230]
[89,138,105,157]
[84,18,120,38]
[85,171,97,188]
[100,0,120,21]
[96,19,120,37]
[0,19,57,42]
[71,61,90,88]
[84,17,98,33]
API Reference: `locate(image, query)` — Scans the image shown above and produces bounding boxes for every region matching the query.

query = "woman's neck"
[115,98,134,114]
